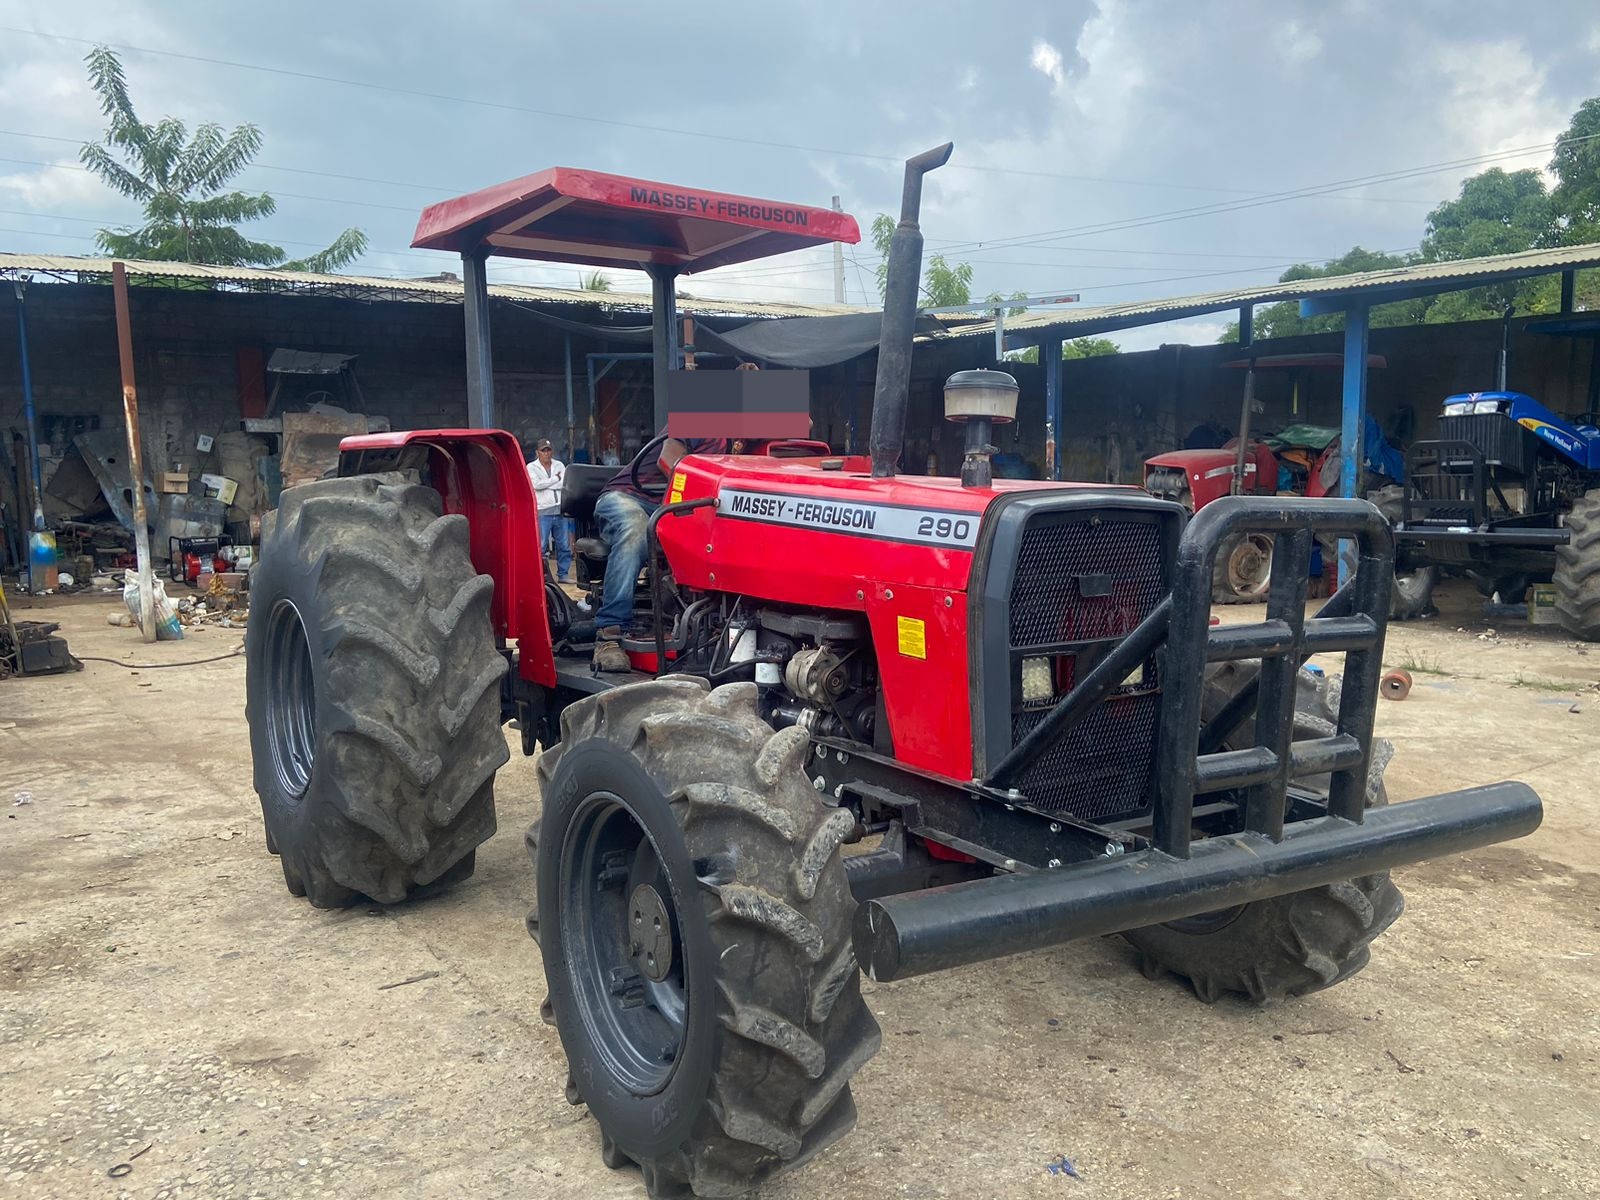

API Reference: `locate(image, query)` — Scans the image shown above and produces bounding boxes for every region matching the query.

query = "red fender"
[337,429,555,687]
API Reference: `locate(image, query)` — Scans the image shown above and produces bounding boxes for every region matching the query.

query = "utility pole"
[831,196,845,304]
[112,262,156,643]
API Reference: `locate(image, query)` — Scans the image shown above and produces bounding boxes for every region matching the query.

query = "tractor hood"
[658,453,1139,600]
[1144,447,1243,474]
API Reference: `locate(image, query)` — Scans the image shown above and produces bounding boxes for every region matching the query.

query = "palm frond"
[279,228,368,273]
[78,141,155,201]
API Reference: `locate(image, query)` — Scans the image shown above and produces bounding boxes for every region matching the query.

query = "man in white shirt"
[527,438,572,581]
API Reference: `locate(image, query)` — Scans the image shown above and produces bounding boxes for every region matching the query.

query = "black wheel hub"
[630,884,675,982]
[560,793,689,1094]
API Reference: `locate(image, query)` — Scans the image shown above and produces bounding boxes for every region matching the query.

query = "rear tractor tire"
[529,678,880,1199]
[244,474,509,907]
[1369,485,1438,620]
[1554,488,1600,641]
[1121,662,1403,1003]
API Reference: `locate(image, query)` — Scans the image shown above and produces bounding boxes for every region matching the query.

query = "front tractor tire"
[245,474,509,907]
[1554,488,1600,641]
[529,679,880,1199]
[1121,663,1403,1003]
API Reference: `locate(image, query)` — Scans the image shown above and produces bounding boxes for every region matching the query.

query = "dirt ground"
[1,581,1596,1200]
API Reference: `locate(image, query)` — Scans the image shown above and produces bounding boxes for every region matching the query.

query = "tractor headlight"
[1443,401,1472,416]
[1474,399,1507,414]
[1021,656,1054,703]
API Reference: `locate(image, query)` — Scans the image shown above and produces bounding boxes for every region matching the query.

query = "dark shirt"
[604,432,729,500]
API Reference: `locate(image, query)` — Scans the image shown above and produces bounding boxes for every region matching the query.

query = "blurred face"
[538,447,553,464]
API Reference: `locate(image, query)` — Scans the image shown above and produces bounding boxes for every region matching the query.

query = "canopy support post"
[462,249,495,428]
[648,265,680,430]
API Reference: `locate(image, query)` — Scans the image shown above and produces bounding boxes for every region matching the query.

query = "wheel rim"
[265,600,317,799]
[560,792,689,1096]
[1227,534,1274,598]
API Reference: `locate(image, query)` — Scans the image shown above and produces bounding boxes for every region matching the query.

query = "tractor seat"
[561,463,615,524]
[575,536,610,561]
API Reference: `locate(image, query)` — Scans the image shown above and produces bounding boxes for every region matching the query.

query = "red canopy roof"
[411,167,860,274]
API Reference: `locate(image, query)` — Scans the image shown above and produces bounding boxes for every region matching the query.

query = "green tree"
[1220,247,1421,341]
[923,253,973,305]
[1007,336,1120,364]
[986,289,1030,317]
[870,212,974,306]
[1062,335,1120,359]
[1420,167,1553,261]
[79,46,366,271]
[1551,97,1600,244]
[579,270,613,291]
[1411,167,1555,321]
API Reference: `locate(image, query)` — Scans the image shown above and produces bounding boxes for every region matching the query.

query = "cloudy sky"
[2,0,1598,348]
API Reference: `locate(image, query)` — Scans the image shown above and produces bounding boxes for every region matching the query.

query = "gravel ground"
[1,582,1595,1199]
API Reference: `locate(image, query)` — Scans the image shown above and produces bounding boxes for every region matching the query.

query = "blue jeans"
[538,512,572,579]
[593,490,656,630]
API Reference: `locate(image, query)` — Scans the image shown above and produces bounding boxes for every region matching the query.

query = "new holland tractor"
[1389,315,1600,636]
[244,144,1542,1198]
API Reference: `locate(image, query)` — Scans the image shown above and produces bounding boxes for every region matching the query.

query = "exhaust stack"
[870,142,954,478]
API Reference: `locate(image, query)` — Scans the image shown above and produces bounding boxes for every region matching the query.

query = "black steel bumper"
[1395,526,1569,549]
[853,781,1542,981]
[850,495,1544,982]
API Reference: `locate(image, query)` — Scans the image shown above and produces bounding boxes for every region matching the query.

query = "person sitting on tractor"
[588,430,727,671]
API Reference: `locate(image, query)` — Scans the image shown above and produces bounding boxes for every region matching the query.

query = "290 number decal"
[917,515,971,541]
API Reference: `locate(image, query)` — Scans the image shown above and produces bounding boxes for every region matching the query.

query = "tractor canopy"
[411,167,860,273]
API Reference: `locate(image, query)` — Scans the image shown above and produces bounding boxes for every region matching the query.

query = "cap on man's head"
[536,438,553,450]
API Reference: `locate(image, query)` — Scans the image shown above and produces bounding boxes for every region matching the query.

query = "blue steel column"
[1339,302,1371,587]
[1043,336,1063,480]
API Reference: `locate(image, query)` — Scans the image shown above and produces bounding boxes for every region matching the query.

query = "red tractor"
[245,146,1541,1198]
[1144,355,1386,602]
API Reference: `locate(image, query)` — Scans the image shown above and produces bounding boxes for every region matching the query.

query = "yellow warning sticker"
[896,615,927,659]
[667,470,687,504]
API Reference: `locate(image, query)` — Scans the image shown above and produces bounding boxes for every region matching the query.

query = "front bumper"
[1395,526,1569,549]
[854,780,1542,981]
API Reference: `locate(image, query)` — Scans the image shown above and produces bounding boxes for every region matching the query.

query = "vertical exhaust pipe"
[870,142,954,478]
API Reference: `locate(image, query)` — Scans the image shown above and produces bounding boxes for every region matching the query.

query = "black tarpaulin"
[507,304,945,368]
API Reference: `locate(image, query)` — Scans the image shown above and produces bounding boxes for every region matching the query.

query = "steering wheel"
[629,432,672,499]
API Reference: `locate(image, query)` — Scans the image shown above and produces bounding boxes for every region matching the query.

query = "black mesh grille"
[1009,519,1165,647]
[1011,692,1160,820]
[1439,413,1539,475]
[1002,513,1167,821]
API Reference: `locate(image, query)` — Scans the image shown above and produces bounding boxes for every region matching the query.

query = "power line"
[0,127,454,192]
[0,154,425,214]
[934,137,1599,258]
[0,206,447,263]
[4,124,1571,281]
[0,26,1313,198]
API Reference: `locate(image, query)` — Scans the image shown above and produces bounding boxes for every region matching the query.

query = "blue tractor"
[1389,317,1600,637]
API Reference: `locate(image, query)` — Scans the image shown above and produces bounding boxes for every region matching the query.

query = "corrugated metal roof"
[0,251,861,321]
[940,242,1600,346]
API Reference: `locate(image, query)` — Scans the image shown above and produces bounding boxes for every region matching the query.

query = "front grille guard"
[986,495,1392,860]
[1405,439,1490,526]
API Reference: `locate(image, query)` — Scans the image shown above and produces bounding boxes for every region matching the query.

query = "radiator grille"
[1004,514,1167,821]
[1011,692,1160,820]
[1009,519,1165,647]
